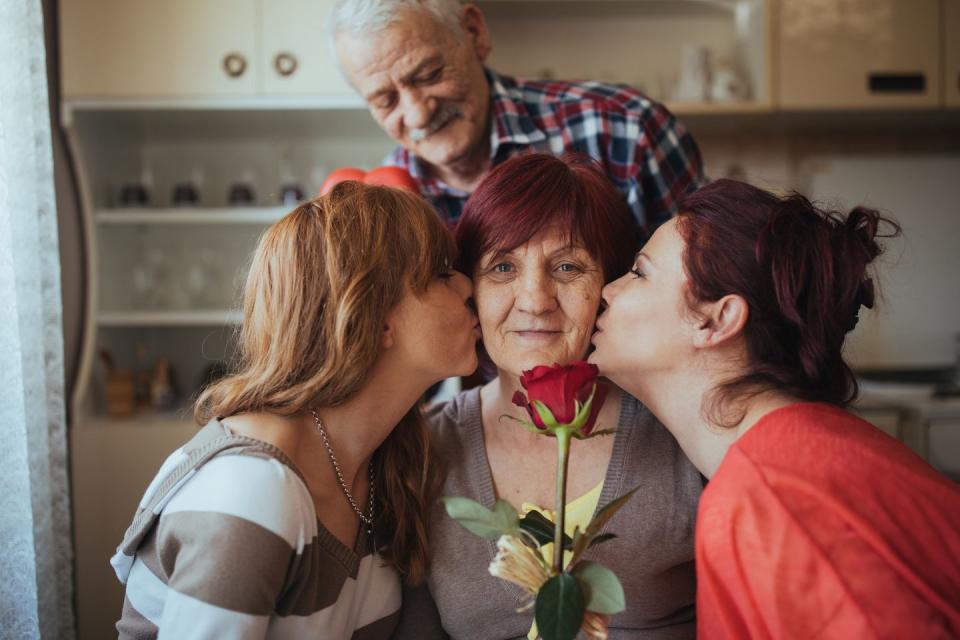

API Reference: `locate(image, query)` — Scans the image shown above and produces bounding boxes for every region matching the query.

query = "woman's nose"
[452,270,473,300]
[601,279,618,306]
[516,272,557,314]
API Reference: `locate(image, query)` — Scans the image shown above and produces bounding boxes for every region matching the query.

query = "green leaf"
[568,383,596,433]
[531,400,560,430]
[535,573,584,640]
[572,561,626,614]
[442,497,518,540]
[519,510,574,549]
[588,532,617,549]
[573,427,617,440]
[502,414,552,436]
[586,484,641,537]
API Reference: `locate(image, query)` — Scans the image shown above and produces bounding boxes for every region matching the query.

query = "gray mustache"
[409,104,463,142]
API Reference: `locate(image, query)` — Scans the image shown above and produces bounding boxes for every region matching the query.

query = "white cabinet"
[481,0,773,115]
[778,0,942,109]
[946,0,960,108]
[61,0,352,100]
[61,0,259,98]
[261,0,354,97]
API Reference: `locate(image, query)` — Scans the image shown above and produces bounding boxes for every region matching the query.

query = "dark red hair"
[455,153,637,282]
[676,179,900,420]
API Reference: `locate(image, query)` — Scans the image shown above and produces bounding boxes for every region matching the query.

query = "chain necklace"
[310,409,375,535]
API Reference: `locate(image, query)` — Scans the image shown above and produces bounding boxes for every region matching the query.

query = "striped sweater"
[112,419,401,639]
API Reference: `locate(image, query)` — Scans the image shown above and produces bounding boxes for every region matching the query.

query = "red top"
[696,402,960,639]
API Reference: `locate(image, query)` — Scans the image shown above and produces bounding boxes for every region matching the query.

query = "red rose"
[512,361,608,436]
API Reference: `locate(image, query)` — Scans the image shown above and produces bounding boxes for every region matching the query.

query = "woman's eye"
[557,263,580,273]
[493,263,514,273]
[438,271,454,280]
[630,267,645,279]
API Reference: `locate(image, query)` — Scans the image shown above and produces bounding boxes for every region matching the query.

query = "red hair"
[455,153,637,282]
[676,179,900,420]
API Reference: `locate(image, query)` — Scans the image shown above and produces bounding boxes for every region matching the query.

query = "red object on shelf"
[319,166,418,195]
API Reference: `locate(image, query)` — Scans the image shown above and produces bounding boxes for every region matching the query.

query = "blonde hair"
[195,181,452,582]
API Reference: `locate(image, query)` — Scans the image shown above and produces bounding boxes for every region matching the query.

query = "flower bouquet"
[443,362,638,640]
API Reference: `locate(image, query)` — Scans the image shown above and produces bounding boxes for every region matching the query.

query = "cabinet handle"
[222,53,248,78]
[274,52,298,77]
[868,73,925,94]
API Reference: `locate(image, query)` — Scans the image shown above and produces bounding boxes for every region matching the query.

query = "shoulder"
[426,387,481,438]
[161,451,316,548]
[425,386,484,465]
[737,402,938,479]
[508,74,668,120]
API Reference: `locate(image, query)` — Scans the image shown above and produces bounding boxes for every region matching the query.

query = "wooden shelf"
[98,310,242,327]
[667,100,773,115]
[97,207,288,225]
[78,411,198,430]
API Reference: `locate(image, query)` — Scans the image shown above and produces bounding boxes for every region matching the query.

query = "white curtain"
[0,1,75,638]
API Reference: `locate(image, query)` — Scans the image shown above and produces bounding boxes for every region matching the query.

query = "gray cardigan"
[396,387,703,639]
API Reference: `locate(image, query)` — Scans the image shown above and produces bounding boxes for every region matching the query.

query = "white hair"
[327,0,466,42]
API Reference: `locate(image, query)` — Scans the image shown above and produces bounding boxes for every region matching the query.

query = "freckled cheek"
[475,292,511,336]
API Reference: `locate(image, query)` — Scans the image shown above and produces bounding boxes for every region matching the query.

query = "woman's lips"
[513,330,562,341]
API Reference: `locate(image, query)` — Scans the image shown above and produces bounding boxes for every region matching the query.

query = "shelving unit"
[97,310,244,327]
[481,0,772,112]
[64,106,396,427]
[96,206,287,225]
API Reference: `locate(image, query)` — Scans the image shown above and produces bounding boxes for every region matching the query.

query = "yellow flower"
[488,534,551,595]
[581,611,610,640]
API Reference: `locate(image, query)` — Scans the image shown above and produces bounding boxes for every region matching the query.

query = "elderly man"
[329,0,704,236]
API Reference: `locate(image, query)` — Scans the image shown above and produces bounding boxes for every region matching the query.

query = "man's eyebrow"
[363,56,444,102]
[399,56,444,84]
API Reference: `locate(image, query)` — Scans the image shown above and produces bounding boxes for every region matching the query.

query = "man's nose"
[400,89,435,131]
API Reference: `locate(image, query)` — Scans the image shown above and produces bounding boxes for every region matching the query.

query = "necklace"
[310,409,375,535]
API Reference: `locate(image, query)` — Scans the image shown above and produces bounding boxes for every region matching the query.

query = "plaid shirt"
[386,68,704,237]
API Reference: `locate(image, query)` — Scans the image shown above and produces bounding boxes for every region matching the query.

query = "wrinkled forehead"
[482,224,588,261]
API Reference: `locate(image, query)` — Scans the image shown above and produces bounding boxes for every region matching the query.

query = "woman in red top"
[590,178,960,639]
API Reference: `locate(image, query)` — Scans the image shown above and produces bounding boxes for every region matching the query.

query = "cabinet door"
[947,0,960,108]
[778,0,941,109]
[61,0,258,98]
[261,0,356,97]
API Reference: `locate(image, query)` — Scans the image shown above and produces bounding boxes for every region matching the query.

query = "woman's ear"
[381,321,395,350]
[692,294,748,349]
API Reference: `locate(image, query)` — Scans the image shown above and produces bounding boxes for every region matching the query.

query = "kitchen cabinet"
[61,0,259,98]
[61,0,352,100]
[946,0,960,108]
[261,0,354,97]
[481,0,773,114]
[777,0,942,110]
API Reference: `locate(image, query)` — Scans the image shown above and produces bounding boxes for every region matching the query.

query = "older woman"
[398,153,703,639]
[590,179,960,638]
[113,183,479,639]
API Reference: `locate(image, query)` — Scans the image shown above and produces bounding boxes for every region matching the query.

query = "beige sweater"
[396,387,703,639]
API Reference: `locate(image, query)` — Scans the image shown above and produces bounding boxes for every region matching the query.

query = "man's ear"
[461,4,492,60]
[692,294,748,349]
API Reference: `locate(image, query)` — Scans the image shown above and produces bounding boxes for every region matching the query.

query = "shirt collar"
[487,67,548,155]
